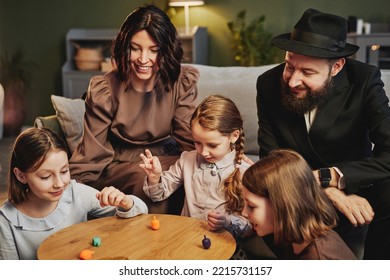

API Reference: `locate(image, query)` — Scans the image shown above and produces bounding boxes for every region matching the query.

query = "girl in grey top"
[0,127,148,260]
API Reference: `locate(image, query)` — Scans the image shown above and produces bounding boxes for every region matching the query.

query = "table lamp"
[169,0,205,35]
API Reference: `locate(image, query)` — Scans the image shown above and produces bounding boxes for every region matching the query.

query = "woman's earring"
[230,142,236,150]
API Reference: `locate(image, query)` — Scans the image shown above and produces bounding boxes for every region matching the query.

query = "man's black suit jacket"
[256,59,390,194]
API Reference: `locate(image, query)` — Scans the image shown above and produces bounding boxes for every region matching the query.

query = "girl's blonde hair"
[8,127,68,204]
[191,95,245,212]
[242,149,337,245]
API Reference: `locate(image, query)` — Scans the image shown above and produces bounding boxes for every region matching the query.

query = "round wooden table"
[37,214,236,260]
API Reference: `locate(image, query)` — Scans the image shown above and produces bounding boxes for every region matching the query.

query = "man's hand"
[324,187,375,227]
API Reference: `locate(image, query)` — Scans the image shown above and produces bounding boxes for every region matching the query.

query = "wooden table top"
[37,214,236,260]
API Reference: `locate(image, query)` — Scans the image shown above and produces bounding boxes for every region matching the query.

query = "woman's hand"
[96,186,134,211]
[139,149,162,185]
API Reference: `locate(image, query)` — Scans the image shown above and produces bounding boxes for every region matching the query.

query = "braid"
[224,128,246,213]
[234,128,245,165]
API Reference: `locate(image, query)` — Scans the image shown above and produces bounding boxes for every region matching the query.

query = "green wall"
[1,0,389,125]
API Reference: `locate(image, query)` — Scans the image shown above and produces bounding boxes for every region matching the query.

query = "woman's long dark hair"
[112,5,183,94]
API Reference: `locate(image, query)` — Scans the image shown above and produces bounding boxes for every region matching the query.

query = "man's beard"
[280,75,334,115]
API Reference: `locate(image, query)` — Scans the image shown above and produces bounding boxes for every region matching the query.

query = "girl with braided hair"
[140,95,252,238]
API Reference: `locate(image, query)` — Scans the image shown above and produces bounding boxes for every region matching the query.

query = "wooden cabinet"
[347,33,390,69]
[62,27,208,98]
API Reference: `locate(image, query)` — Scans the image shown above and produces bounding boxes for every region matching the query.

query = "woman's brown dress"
[69,65,199,214]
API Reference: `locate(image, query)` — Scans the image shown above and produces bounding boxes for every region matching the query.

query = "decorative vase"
[3,82,26,137]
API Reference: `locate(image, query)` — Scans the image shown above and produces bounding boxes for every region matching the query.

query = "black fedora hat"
[272,8,359,58]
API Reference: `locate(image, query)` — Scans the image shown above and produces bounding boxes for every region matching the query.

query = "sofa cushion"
[191,64,278,157]
[51,95,85,154]
[34,115,66,142]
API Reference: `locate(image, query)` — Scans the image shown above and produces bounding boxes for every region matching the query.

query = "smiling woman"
[127,30,160,92]
[68,5,200,215]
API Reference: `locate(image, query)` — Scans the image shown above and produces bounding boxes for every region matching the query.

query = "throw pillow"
[51,95,85,154]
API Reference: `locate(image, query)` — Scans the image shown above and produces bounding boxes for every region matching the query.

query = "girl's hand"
[207,210,230,231]
[139,149,162,185]
[96,186,134,211]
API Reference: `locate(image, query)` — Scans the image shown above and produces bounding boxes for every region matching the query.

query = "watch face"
[320,168,331,178]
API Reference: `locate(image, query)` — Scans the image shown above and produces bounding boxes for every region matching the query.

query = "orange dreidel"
[79,249,95,260]
[151,215,160,230]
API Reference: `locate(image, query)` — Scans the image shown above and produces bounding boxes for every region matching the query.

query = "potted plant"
[0,48,35,136]
[227,10,283,66]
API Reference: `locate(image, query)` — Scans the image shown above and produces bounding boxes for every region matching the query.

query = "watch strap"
[319,168,331,188]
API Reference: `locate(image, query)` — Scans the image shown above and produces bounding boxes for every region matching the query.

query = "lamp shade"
[169,0,205,35]
[169,0,204,7]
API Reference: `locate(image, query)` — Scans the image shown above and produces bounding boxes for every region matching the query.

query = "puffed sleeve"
[69,75,115,183]
[172,65,199,151]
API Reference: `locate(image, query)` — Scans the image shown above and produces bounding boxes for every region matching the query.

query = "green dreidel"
[92,236,101,247]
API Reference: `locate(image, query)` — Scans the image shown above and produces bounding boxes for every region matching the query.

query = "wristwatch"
[319,168,331,188]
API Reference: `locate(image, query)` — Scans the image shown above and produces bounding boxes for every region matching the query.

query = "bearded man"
[256,8,390,260]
